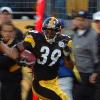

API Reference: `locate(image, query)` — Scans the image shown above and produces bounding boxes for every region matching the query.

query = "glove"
[17,50,36,68]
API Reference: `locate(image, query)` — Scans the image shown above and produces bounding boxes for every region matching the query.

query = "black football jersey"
[24,31,71,80]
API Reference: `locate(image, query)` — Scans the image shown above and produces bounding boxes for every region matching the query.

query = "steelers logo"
[58,41,65,47]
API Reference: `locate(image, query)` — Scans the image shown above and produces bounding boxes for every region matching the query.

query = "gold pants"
[33,78,68,100]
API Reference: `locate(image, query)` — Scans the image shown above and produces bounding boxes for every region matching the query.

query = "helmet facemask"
[43,28,58,43]
[42,17,61,43]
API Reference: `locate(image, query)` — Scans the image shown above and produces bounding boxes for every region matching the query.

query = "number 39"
[37,46,61,66]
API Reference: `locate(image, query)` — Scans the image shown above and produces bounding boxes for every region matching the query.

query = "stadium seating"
[12,19,35,33]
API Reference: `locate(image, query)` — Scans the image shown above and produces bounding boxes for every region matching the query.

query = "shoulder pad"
[61,34,71,39]
[60,34,71,44]
[24,35,35,47]
[25,30,39,36]
[60,34,72,48]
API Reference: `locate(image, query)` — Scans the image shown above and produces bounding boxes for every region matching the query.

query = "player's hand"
[89,73,98,84]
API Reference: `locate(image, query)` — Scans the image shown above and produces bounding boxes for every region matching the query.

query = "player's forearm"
[0,42,18,59]
[64,56,74,70]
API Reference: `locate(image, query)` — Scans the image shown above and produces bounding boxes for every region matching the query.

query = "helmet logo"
[48,17,56,28]
[58,41,65,48]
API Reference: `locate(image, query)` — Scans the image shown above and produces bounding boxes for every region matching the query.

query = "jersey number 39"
[37,46,61,66]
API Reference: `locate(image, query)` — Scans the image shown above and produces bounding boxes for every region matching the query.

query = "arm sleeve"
[23,34,36,51]
[24,34,35,46]
[89,34,99,71]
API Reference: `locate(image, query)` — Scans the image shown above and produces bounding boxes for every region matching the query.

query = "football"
[19,50,36,67]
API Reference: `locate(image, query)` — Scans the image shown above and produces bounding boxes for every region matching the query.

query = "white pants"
[58,77,73,100]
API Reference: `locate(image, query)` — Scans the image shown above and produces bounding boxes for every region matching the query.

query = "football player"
[0,17,74,100]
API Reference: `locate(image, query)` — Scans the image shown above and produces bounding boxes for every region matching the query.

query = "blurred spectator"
[0,6,24,41]
[89,11,100,100]
[0,7,13,24]
[0,22,22,100]
[0,7,33,100]
[72,10,98,100]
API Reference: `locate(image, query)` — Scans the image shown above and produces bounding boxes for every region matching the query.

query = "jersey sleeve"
[24,30,39,48]
[14,30,38,52]
[24,35,36,48]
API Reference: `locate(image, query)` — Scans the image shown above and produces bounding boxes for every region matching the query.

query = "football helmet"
[42,17,61,43]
